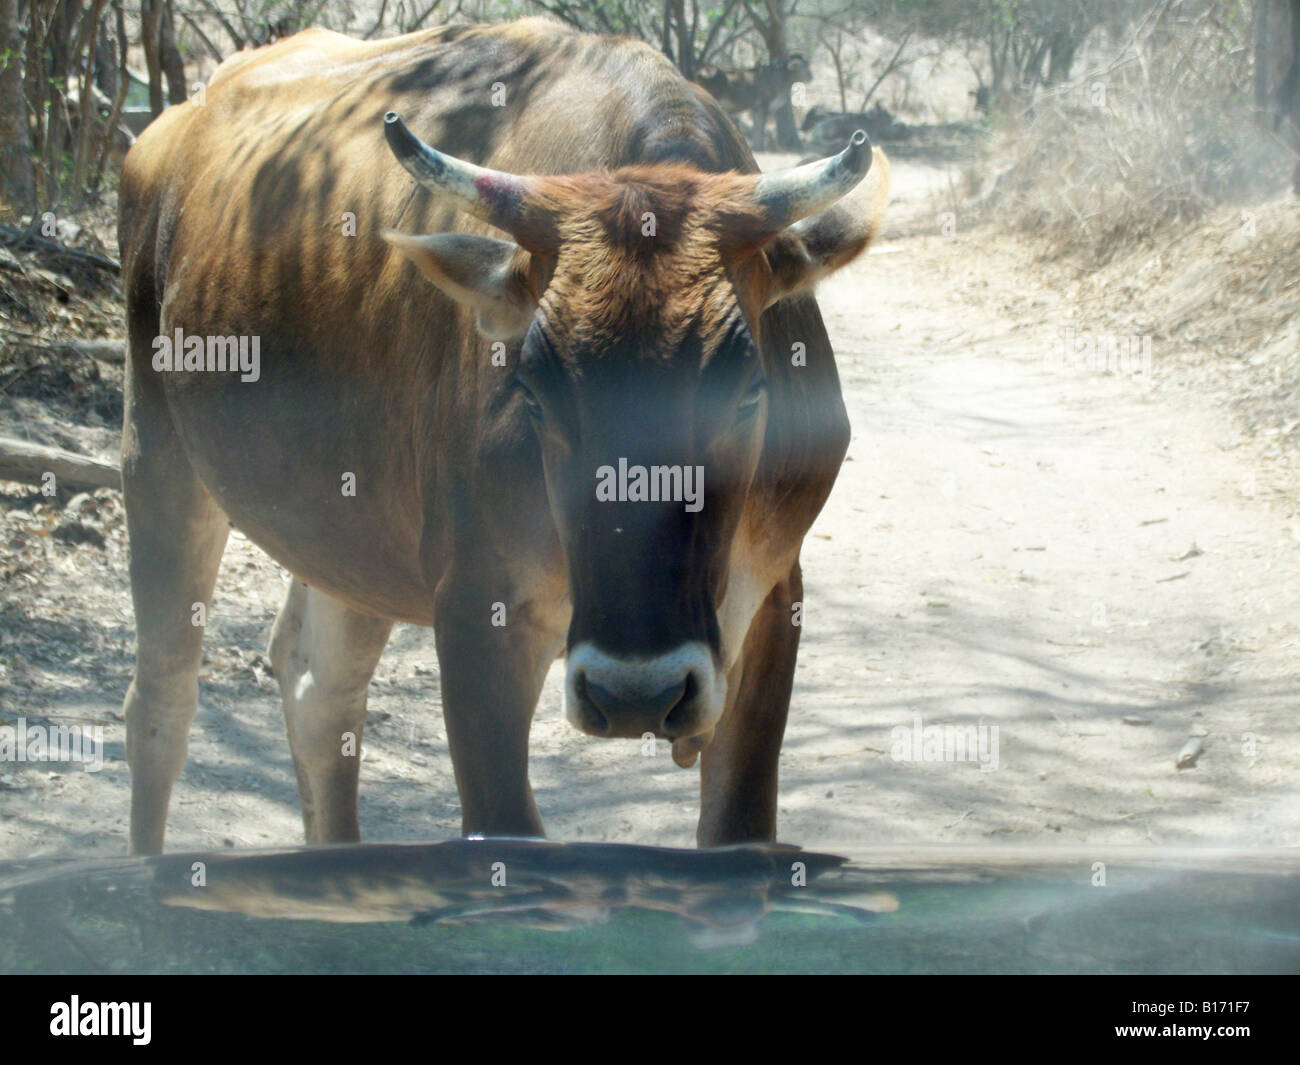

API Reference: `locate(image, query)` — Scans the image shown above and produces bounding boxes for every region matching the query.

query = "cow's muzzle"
[565,642,723,748]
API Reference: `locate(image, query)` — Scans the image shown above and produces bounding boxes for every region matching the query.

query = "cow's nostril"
[662,672,698,734]
[574,673,608,733]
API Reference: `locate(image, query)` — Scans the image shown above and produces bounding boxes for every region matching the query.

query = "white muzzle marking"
[565,640,724,739]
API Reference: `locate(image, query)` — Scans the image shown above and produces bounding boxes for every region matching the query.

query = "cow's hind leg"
[268,579,393,844]
[122,375,230,855]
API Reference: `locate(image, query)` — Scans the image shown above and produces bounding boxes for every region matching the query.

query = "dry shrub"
[985,0,1295,265]
[1094,197,1300,435]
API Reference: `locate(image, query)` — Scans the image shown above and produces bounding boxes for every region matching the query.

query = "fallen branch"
[61,339,125,364]
[0,224,121,274]
[49,339,125,364]
[0,437,121,492]
[0,332,126,364]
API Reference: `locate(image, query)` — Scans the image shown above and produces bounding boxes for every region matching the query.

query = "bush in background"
[982,0,1296,264]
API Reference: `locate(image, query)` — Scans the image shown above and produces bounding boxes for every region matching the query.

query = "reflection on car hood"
[0,842,1296,973]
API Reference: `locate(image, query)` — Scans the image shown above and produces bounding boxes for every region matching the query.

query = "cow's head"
[381,112,887,763]
[778,53,813,85]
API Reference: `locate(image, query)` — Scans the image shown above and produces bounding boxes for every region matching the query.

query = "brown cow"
[802,104,910,155]
[117,19,888,854]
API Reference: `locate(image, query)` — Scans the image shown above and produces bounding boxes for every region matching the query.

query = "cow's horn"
[752,129,872,230]
[384,111,531,235]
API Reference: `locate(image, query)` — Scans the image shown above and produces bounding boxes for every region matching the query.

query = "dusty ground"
[1,150,1297,858]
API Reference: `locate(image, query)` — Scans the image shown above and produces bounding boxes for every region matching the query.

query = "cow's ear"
[759,146,890,308]
[382,230,539,340]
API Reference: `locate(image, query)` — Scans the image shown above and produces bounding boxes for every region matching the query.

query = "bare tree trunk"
[94,16,117,97]
[1046,32,1077,84]
[1255,0,1300,190]
[70,0,106,199]
[822,32,849,112]
[0,0,35,218]
[141,0,165,116]
[30,0,82,212]
[987,22,1013,107]
[751,0,800,150]
[91,0,128,187]
[161,0,187,105]
[671,0,694,79]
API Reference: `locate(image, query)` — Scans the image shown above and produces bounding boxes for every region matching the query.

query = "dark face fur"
[511,171,770,741]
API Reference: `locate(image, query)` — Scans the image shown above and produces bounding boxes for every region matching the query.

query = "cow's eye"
[736,381,767,420]
[517,382,544,420]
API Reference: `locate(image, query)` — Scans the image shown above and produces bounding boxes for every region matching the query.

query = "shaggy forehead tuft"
[532,166,758,251]
[527,168,759,358]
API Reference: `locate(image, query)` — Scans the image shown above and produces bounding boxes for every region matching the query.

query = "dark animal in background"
[53,82,137,173]
[802,104,909,155]
[696,53,812,149]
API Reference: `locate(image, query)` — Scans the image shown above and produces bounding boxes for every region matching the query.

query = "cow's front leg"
[434,563,564,837]
[697,563,802,846]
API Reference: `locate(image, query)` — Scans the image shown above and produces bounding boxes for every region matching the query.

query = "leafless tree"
[0,0,35,216]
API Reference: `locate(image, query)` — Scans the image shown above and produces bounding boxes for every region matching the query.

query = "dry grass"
[1080,196,1300,439]
[979,0,1296,266]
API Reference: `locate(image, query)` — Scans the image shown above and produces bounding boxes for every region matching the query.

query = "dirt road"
[2,153,1297,857]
